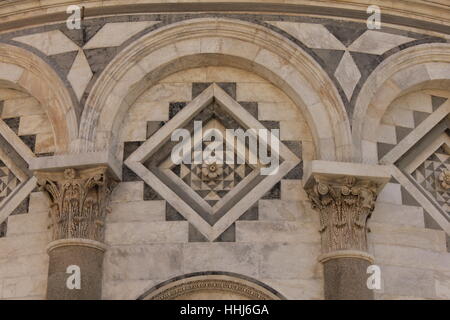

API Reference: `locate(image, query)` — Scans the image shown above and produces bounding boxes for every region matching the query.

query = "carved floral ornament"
[36,167,117,243]
[306,176,380,254]
[439,169,450,190]
[201,163,224,181]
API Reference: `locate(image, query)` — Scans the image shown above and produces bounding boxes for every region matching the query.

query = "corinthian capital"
[36,167,117,243]
[306,176,380,254]
[303,161,391,258]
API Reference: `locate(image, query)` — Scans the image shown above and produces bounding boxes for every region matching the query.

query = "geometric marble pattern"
[117,72,307,242]
[125,84,301,241]
[174,162,253,207]
[0,164,19,204]
[0,133,33,238]
[266,21,415,101]
[412,146,450,213]
[13,21,159,101]
[377,93,448,160]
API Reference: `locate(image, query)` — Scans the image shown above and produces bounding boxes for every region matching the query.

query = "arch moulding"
[0,43,78,154]
[352,43,450,164]
[80,17,352,162]
[138,272,285,300]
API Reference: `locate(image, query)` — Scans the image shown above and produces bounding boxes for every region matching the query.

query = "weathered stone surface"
[103,245,184,281]
[0,9,449,301]
[377,265,437,299]
[183,243,261,278]
[108,200,166,222]
[235,221,320,244]
[105,221,188,245]
[259,243,321,280]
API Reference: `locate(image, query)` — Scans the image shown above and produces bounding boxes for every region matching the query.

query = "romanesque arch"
[80,18,352,162]
[138,272,285,300]
[352,43,450,164]
[0,43,78,154]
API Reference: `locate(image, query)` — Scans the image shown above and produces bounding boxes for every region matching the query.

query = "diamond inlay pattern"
[0,164,19,204]
[125,83,301,241]
[174,163,253,206]
[412,146,450,213]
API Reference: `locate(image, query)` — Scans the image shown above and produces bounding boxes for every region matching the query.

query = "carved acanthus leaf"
[36,167,117,243]
[306,176,379,254]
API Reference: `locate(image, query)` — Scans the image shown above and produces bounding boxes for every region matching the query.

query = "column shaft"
[47,243,105,300]
[323,257,373,300]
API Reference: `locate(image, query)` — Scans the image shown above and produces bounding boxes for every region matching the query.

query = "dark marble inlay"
[262,181,281,200]
[166,202,186,221]
[19,135,36,153]
[213,223,236,242]
[324,21,367,47]
[0,221,7,238]
[144,183,163,201]
[188,223,208,242]
[239,203,259,221]
[50,51,78,77]
[432,96,448,112]
[3,117,20,134]
[169,102,187,120]
[192,82,236,99]
[238,101,258,119]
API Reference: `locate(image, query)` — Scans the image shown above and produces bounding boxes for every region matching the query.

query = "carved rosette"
[201,163,224,181]
[439,169,450,190]
[306,176,379,254]
[36,167,117,243]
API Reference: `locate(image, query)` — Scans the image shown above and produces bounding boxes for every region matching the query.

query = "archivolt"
[81,18,351,162]
[352,43,450,164]
[138,272,285,300]
[0,43,78,153]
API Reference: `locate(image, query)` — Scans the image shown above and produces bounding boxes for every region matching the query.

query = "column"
[304,161,390,300]
[36,166,117,300]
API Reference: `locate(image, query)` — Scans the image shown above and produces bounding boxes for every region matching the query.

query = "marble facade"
[0,0,449,300]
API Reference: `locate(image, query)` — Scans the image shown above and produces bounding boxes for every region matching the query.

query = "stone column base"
[46,239,107,300]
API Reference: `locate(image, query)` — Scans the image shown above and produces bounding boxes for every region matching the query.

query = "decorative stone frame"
[80,17,352,162]
[125,84,300,241]
[138,272,285,300]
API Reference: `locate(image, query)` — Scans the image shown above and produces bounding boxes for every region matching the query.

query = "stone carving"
[306,176,379,254]
[150,279,273,300]
[439,169,450,190]
[36,167,117,242]
[201,163,224,181]
[412,145,450,213]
